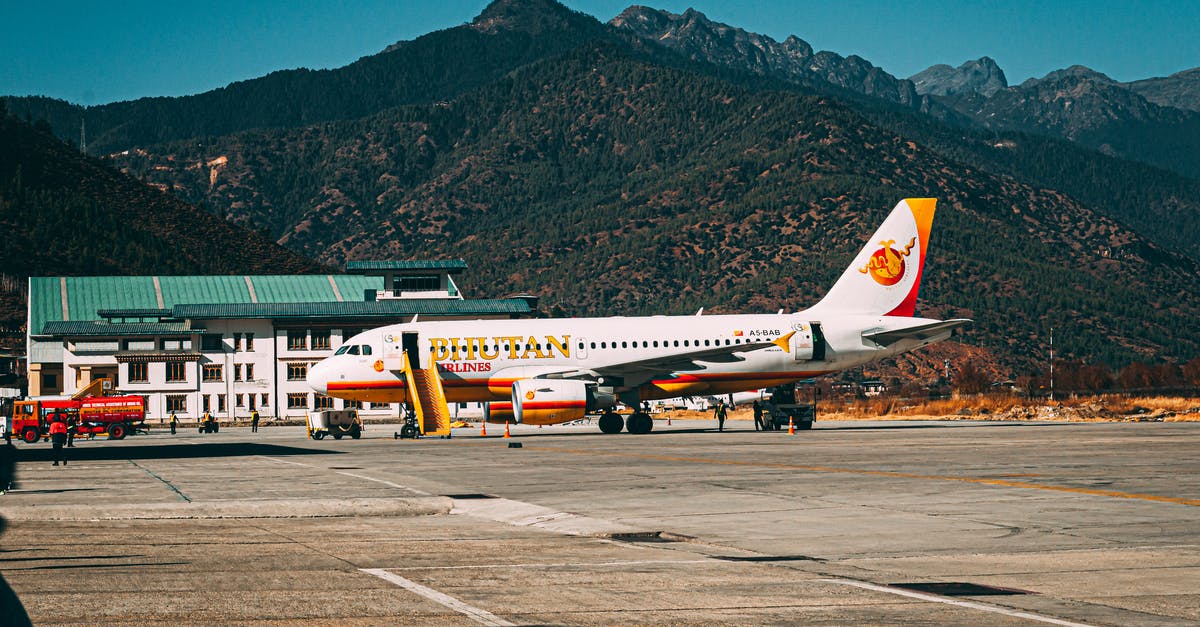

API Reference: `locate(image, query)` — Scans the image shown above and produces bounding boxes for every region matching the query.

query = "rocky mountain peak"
[909,56,1007,97]
[1021,65,1115,88]
[471,0,585,35]
[610,5,918,107]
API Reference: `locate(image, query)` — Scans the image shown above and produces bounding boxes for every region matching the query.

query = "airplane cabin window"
[705,340,711,346]
[621,342,628,348]
[653,341,659,347]
[674,340,679,347]
[642,341,648,348]
[590,342,596,349]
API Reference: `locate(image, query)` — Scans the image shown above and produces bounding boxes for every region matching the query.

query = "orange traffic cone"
[788,416,795,435]
[503,421,511,439]
[480,420,487,437]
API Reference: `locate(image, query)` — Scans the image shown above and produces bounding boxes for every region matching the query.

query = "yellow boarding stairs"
[402,353,452,437]
[71,377,112,400]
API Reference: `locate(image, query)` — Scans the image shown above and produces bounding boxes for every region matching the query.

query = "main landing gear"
[598,412,654,435]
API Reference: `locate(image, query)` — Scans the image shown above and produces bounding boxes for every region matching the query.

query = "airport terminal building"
[27,261,534,420]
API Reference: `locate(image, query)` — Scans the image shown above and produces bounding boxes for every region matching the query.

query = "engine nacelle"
[511,379,595,425]
[483,402,516,424]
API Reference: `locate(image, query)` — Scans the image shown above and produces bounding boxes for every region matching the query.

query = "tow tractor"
[307,409,363,440]
[761,383,817,431]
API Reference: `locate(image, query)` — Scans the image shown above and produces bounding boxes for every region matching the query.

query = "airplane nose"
[307,359,329,394]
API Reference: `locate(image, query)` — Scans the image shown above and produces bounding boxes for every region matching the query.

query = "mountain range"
[3,0,1199,380]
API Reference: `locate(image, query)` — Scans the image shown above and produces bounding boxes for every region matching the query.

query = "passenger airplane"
[308,198,969,434]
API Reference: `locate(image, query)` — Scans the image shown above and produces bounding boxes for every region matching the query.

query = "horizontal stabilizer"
[863,319,971,347]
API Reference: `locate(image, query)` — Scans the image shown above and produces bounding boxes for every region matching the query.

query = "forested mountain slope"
[0,111,323,328]
[117,44,1200,372]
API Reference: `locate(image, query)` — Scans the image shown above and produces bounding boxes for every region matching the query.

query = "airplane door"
[793,322,827,362]
[402,332,423,369]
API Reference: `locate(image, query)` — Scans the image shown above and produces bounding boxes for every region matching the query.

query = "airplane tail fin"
[812,198,936,317]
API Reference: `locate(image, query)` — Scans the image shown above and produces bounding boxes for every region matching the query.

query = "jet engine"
[511,379,613,425]
[483,401,516,424]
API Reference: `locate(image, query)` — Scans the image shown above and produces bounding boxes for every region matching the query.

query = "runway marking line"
[499,445,1200,508]
[820,579,1095,627]
[360,568,514,626]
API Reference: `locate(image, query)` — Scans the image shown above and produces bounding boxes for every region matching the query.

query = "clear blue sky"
[2,0,1197,105]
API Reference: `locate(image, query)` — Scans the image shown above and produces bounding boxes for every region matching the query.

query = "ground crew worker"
[201,410,213,434]
[66,413,77,447]
[251,409,260,433]
[169,412,178,435]
[715,401,728,432]
[752,400,764,431]
[49,414,68,466]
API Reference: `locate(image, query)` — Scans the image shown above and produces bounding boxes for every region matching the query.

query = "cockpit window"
[334,346,349,355]
[361,345,372,355]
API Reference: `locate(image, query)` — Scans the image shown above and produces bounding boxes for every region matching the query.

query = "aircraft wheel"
[598,412,624,434]
[627,412,653,435]
[400,424,418,439]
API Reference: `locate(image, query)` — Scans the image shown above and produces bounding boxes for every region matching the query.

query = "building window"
[314,395,334,409]
[202,364,223,382]
[248,394,256,411]
[233,364,243,381]
[202,394,211,413]
[370,402,391,409]
[235,393,244,408]
[124,339,155,351]
[166,395,187,412]
[201,334,223,352]
[287,362,308,381]
[260,393,270,407]
[217,394,226,412]
[162,337,192,350]
[287,393,308,410]
[344,400,362,409]
[341,328,361,343]
[245,363,254,381]
[312,329,331,351]
[245,333,254,351]
[128,362,148,383]
[166,362,187,382]
[395,275,439,292]
[287,330,307,351]
[233,333,243,351]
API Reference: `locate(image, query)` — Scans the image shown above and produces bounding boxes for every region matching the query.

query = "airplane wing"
[862,319,971,347]
[541,333,795,387]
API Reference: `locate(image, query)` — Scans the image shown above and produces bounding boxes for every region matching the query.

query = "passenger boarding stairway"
[402,354,451,437]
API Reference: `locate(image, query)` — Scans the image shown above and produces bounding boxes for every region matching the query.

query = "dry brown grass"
[817,395,1200,422]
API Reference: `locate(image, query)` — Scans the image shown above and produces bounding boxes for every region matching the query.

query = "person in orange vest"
[49,412,69,466]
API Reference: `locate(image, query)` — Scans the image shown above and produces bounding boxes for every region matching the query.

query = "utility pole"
[1049,327,1055,401]
[79,118,86,155]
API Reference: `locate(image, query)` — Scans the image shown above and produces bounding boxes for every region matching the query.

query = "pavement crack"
[128,460,191,502]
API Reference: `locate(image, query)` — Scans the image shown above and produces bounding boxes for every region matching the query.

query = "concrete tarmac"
[1,419,1197,625]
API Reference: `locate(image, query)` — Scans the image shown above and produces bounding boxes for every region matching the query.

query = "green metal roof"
[346,260,468,274]
[42,321,194,337]
[172,298,531,321]
[29,275,386,336]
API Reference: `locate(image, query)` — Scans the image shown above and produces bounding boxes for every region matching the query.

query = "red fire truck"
[9,395,147,443]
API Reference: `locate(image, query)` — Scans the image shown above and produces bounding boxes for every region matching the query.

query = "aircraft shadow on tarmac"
[12,442,340,463]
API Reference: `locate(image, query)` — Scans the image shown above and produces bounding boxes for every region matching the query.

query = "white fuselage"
[307,310,944,405]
